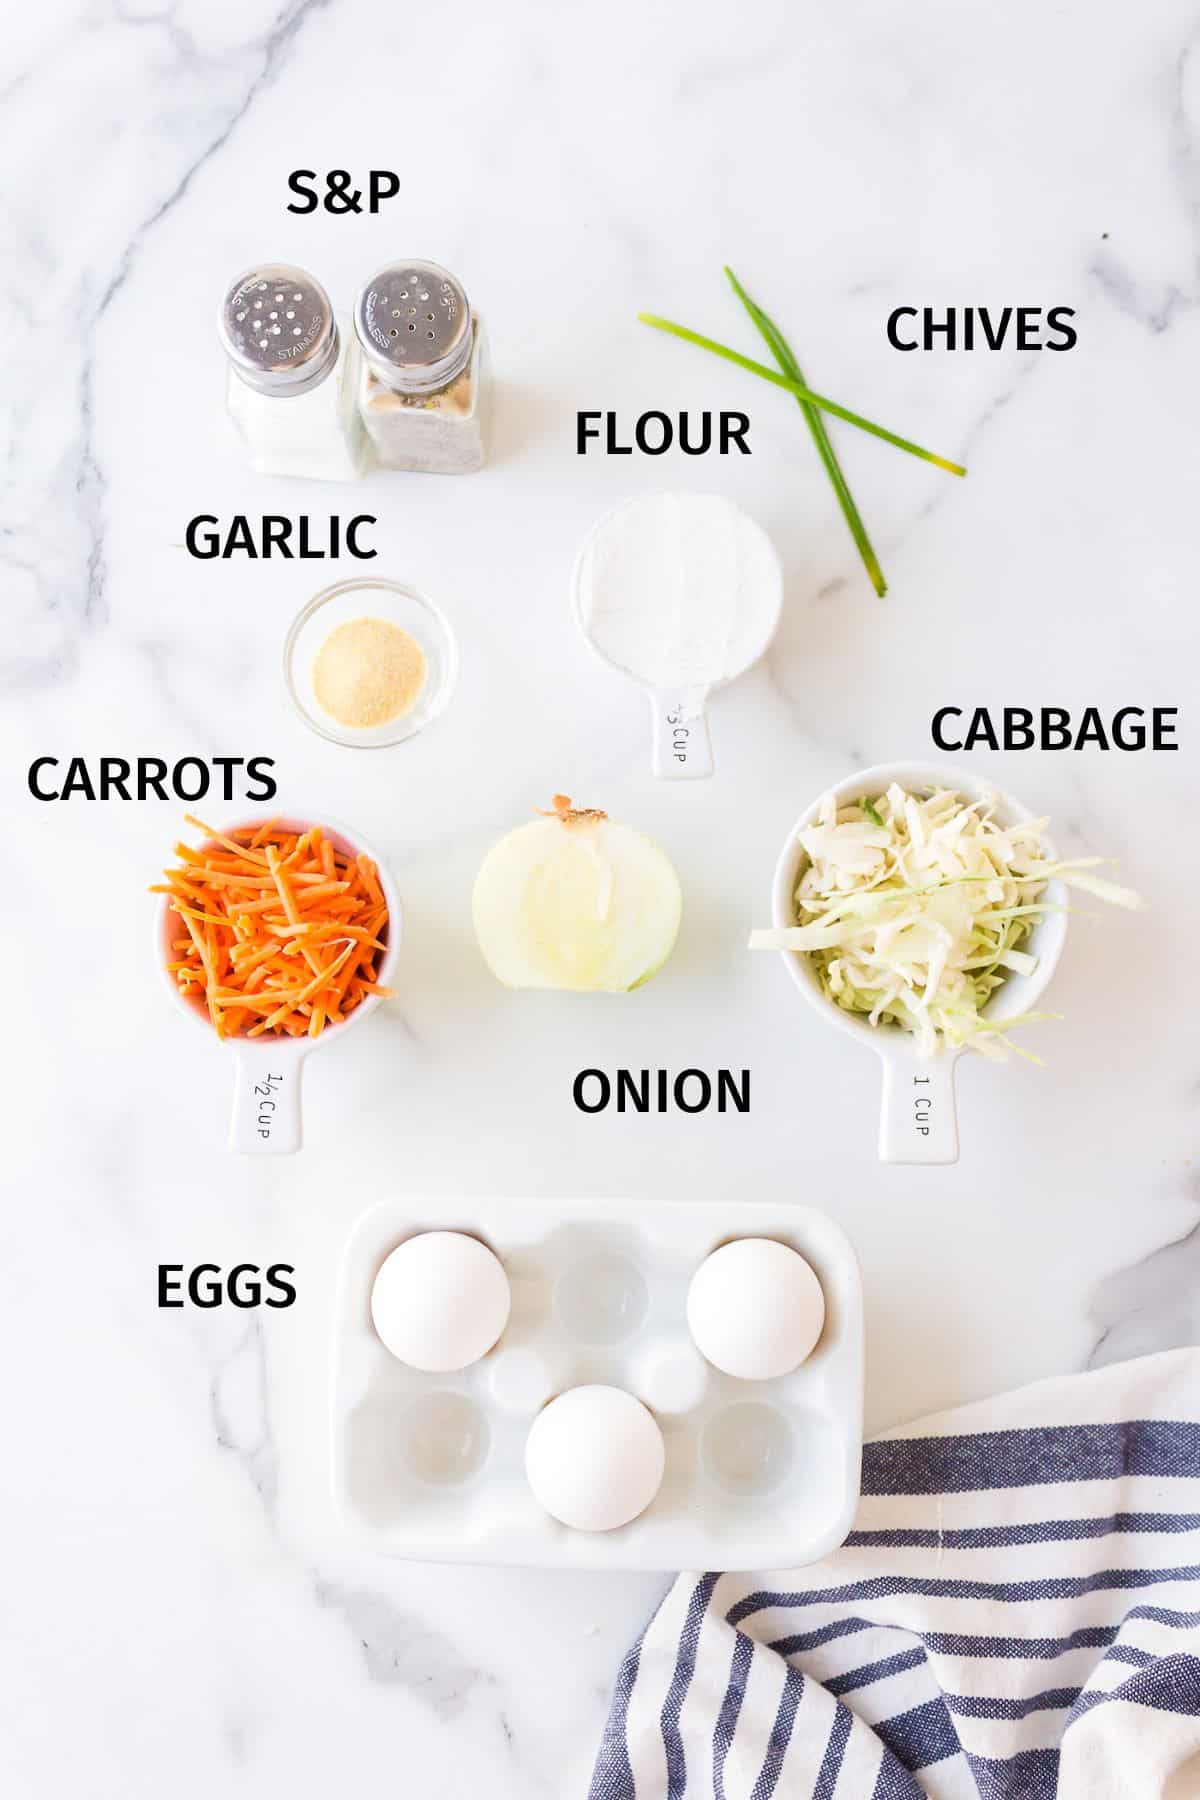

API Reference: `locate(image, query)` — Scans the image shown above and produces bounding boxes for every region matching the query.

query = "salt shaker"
[219,264,369,482]
[353,260,488,474]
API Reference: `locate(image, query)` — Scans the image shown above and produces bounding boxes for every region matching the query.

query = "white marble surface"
[3,0,1199,1793]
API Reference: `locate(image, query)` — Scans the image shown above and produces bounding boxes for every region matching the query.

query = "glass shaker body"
[354,261,489,475]
[356,322,487,474]
[225,327,369,481]
[219,266,370,483]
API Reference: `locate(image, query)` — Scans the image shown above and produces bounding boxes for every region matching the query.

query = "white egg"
[524,1385,665,1531]
[370,1231,511,1373]
[687,1238,825,1381]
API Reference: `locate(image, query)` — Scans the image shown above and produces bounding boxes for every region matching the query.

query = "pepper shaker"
[219,264,369,482]
[353,260,489,474]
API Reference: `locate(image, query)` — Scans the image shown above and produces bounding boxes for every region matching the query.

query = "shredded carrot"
[155,820,393,1041]
[183,815,270,866]
[356,855,384,907]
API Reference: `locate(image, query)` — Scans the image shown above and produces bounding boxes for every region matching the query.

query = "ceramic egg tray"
[331,1197,864,1572]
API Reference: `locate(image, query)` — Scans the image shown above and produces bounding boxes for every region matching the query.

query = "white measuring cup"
[572,492,784,780]
[157,813,401,1154]
[771,762,1068,1165]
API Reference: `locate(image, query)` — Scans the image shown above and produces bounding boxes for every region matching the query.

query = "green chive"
[862,798,885,828]
[637,312,967,478]
[724,267,887,598]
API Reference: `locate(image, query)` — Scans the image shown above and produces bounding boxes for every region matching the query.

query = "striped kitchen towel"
[590,1347,1200,1799]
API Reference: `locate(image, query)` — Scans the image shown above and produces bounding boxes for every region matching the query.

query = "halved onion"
[473,795,682,992]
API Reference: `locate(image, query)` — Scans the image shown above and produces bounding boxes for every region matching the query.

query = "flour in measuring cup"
[575,492,782,694]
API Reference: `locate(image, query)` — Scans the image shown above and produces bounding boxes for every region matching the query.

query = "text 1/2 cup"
[156,813,401,1154]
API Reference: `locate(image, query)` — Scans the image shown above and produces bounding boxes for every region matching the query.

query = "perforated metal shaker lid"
[354,260,474,395]
[219,265,339,396]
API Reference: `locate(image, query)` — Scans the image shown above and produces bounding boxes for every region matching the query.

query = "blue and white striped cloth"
[591,1348,1200,1799]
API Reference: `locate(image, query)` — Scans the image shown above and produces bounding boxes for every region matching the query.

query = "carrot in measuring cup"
[151,818,394,1040]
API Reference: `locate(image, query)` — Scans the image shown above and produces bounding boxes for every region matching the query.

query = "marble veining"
[3,0,1198,1794]
[314,1579,493,1712]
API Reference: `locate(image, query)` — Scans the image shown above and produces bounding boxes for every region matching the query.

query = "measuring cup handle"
[650,688,713,780]
[229,1052,304,1155]
[878,1054,959,1164]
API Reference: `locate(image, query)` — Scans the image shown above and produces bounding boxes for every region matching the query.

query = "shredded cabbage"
[750,785,1143,1060]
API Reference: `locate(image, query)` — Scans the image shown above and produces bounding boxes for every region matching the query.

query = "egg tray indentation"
[330,1197,864,1573]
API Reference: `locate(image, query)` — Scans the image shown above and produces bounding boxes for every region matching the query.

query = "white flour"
[575,492,783,693]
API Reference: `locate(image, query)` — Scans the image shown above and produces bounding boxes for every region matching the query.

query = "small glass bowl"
[284,577,458,748]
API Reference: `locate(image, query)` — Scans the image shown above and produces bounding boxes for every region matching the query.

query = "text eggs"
[370,1231,511,1373]
[687,1238,825,1381]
